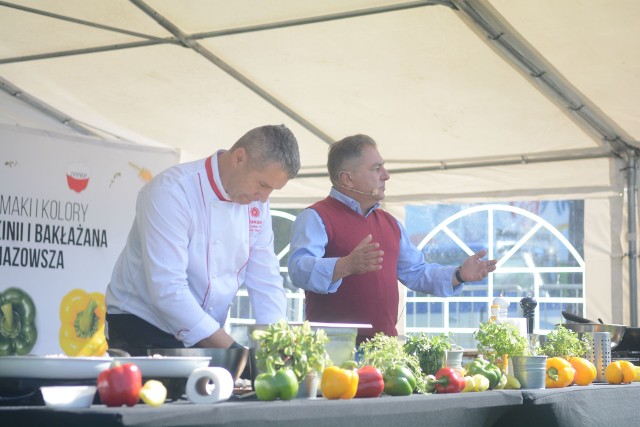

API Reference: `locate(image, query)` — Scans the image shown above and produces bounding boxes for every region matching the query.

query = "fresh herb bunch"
[403,332,455,376]
[473,321,530,357]
[251,320,330,382]
[540,324,589,358]
[359,333,425,393]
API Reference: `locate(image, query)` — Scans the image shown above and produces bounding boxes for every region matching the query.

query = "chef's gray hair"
[231,124,300,179]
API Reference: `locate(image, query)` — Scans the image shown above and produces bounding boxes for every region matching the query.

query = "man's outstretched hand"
[333,234,384,281]
[458,249,497,284]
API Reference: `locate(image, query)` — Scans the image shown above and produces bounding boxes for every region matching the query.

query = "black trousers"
[105,313,184,356]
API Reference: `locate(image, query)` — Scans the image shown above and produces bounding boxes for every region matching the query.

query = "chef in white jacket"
[105,125,300,355]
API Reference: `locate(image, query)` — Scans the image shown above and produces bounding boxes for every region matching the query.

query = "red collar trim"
[205,155,230,202]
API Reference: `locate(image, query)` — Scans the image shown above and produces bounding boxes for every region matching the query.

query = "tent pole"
[628,153,638,327]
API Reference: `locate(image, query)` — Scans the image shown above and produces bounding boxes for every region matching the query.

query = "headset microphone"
[335,183,379,197]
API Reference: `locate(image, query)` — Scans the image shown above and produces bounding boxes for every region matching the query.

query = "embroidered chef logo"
[249,206,263,234]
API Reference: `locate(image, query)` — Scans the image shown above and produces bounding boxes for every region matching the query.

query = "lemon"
[139,380,167,407]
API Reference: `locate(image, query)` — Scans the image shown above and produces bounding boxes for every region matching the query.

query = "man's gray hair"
[231,124,300,178]
[328,134,377,184]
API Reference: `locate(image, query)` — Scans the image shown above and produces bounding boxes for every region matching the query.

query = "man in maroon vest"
[287,134,497,345]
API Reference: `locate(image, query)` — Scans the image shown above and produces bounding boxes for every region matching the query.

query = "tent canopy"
[1,0,638,204]
[1,1,639,324]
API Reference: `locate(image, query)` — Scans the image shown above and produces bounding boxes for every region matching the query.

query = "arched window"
[405,202,584,348]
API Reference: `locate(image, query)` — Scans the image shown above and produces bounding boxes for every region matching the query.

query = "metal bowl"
[560,323,626,349]
[147,348,248,381]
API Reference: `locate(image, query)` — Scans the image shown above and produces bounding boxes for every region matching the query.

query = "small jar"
[490,304,500,322]
[493,293,510,319]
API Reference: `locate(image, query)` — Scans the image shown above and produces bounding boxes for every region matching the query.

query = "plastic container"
[40,385,97,409]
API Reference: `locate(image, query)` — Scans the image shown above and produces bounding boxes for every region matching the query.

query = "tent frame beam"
[628,153,638,326]
[129,0,335,145]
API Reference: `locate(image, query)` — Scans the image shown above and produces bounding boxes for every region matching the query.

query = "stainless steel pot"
[560,311,627,349]
[560,323,626,349]
[147,348,248,380]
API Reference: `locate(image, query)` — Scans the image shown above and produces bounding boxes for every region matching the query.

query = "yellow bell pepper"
[59,289,108,356]
[462,374,490,392]
[567,356,597,386]
[321,365,359,400]
[139,380,167,407]
[545,357,575,388]
[605,360,636,384]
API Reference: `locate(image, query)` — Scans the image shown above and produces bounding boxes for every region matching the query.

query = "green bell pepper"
[383,365,417,396]
[254,367,299,401]
[466,356,503,389]
[0,287,37,356]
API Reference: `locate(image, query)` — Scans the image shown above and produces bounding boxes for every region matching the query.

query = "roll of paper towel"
[186,367,234,404]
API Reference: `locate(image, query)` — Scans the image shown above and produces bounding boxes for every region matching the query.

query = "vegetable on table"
[321,365,359,400]
[359,333,425,393]
[567,357,596,386]
[466,355,503,389]
[254,367,299,401]
[383,365,417,396]
[504,374,522,390]
[545,357,575,388]
[0,287,37,355]
[59,288,107,356]
[97,361,142,407]
[604,360,636,385]
[493,372,508,390]
[432,367,466,393]
[354,365,384,398]
[139,380,167,407]
[462,374,490,392]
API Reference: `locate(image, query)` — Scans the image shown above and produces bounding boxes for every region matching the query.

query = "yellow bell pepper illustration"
[59,289,108,356]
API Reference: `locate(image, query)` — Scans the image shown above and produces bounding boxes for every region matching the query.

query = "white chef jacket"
[106,152,286,347]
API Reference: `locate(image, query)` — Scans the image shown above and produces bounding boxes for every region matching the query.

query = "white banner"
[0,125,179,356]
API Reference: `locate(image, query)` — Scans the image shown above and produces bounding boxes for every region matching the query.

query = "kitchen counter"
[1,390,522,427]
[2,383,639,427]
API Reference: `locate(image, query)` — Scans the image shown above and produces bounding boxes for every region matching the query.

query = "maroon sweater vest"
[305,197,401,344]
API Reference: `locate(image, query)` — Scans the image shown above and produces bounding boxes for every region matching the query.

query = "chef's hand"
[333,234,384,281]
[456,249,497,285]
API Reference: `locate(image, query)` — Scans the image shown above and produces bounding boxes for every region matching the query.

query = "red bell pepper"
[354,365,384,398]
[433,367,465,394]
[97,361,142,407]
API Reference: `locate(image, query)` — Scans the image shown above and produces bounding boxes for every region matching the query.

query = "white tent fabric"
[1,0,639,324]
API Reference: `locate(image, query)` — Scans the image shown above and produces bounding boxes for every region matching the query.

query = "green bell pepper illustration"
[0,287,37,355]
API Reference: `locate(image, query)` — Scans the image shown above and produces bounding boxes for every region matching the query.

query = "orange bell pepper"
[567,357,597,386]
[546,357,575,388]
[321,365,359,400]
